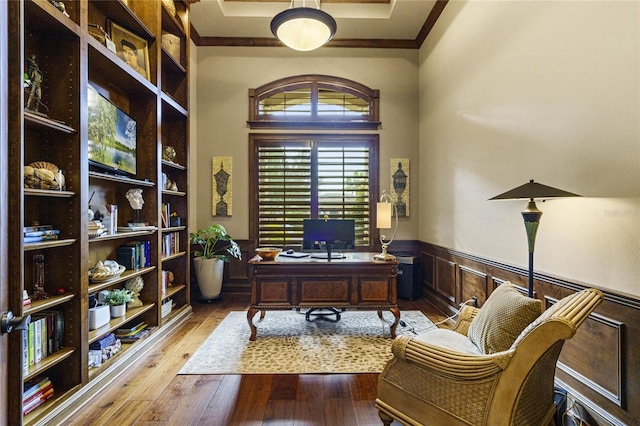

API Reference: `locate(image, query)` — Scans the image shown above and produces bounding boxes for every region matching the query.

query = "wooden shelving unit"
[6,1,191,424]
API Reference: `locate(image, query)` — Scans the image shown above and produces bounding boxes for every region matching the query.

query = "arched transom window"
[248,75,380,129]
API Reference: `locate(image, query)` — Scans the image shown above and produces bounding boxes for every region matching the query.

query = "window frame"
[248,74,381,130]
[249,133,379,251]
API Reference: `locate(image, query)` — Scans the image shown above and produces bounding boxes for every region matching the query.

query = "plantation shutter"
[257,143,312,247]
[256,140,372,248]
[317,144,370,247]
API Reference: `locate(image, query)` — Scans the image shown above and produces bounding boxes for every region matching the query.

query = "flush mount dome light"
[271,5,337,52]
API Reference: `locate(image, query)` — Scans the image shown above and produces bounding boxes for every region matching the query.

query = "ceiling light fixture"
[271,0,337,51]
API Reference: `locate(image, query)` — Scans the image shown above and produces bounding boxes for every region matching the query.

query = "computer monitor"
[302,219,355,259]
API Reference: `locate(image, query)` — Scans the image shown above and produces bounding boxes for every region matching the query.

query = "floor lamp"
[490,180,580,297]
[375,190,398,261]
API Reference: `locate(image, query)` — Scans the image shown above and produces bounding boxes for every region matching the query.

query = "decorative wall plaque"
[390,158,409,217]
[212,157,232,216]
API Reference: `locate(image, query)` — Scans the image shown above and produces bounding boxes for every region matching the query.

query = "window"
[250,134,379,250]
[248,75,381,250]
[248,75,380,130]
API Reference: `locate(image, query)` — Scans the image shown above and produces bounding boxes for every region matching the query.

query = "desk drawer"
[254,278,292,303]
[298,278,351,303]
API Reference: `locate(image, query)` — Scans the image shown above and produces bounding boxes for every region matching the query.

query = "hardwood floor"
[64,293,449,426]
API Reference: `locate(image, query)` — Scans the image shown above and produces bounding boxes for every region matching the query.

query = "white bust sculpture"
[125,188,144,210]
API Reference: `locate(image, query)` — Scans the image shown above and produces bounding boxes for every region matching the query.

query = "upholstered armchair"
[376,284,603,426]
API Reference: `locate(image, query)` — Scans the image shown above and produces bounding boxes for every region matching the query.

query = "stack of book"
[23,225,60,243]
[114,321,151,343]
[88,220,107,238]
[22,376,54,416]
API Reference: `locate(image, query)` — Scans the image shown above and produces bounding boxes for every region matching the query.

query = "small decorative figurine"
[162,146,177,162]
[25,55,49,114]
[32,254,49,300]
[124,276,144,308]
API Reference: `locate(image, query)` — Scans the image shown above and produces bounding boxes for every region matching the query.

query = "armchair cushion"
[468,282,542,354]
[414,328,482,354]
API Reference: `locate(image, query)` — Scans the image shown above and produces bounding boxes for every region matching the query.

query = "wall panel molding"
[419,241,640,425]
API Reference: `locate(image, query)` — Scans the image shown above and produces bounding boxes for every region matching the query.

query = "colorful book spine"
[27,322,35,366]
[22,330,29,374]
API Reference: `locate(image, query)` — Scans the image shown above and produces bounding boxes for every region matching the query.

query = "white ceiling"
[190,0,439,42]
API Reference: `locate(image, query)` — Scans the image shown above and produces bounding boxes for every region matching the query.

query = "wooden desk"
[247,253,399,341]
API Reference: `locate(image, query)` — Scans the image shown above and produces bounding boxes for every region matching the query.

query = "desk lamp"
[375,190,398,261]
[490,179,580,297]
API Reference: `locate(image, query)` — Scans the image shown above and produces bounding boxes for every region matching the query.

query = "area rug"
[178,310,435,375]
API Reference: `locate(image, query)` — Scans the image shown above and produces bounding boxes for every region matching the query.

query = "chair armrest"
[450,305,479,336]
[391,335,513,380]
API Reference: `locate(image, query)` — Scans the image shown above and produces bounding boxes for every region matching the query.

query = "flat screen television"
[87,85,137,177]
[302,219,355,259]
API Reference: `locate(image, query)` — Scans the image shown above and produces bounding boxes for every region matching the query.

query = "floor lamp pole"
[522,199,542,298]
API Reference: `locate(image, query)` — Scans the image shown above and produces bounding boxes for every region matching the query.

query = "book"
[23,225,53,233]
[118,327,151,343]
[23,383,53,406]
[24,234,59,243]
[23,386,54,415]
[40,310,64,353]
[34,316,42,363]
[23,376,51,401]
[24,229,60,237]
[116,321,147,336]
[22,330,29,374]
[27,322,35,366]
[116,245,137,270]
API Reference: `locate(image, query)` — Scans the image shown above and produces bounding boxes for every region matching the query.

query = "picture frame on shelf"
[108,21,150,81]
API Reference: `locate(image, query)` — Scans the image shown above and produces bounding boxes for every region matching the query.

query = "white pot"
[193,257,224,300]
[110,304,126,318]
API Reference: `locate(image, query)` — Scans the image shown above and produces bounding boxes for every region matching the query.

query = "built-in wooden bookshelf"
[6,1,191,424]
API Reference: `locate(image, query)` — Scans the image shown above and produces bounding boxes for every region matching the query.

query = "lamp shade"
[377,202,392,229]
[271,7,337,51]
[489,179,580,200]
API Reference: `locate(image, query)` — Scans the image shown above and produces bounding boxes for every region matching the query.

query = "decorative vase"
[193,257,224,301]
[110,304,126,318]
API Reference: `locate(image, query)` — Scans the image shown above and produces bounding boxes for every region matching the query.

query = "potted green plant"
[189,224,242,301]
[104,288,134,318]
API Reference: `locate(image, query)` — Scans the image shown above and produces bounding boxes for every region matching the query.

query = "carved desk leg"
[389,307,400,338]
[247,307,259,341]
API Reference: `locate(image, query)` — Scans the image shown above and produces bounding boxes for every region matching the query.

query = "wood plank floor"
[64,293,449,426]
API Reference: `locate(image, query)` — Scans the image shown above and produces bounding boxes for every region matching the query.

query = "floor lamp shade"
[490,179,581,297]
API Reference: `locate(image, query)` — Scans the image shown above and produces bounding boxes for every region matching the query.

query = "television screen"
[87,85,137,177]
[302,219,355,255]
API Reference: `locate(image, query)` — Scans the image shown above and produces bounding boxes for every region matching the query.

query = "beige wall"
[418,1,640,295]
[193,47,421,241]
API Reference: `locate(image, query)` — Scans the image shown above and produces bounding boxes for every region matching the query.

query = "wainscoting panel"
[420,241,640,425]
[435,257,456,304]
[557,311,625,407]
[458,265,488,304]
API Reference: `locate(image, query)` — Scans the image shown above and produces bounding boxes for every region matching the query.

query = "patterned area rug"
[178,310,434,375]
